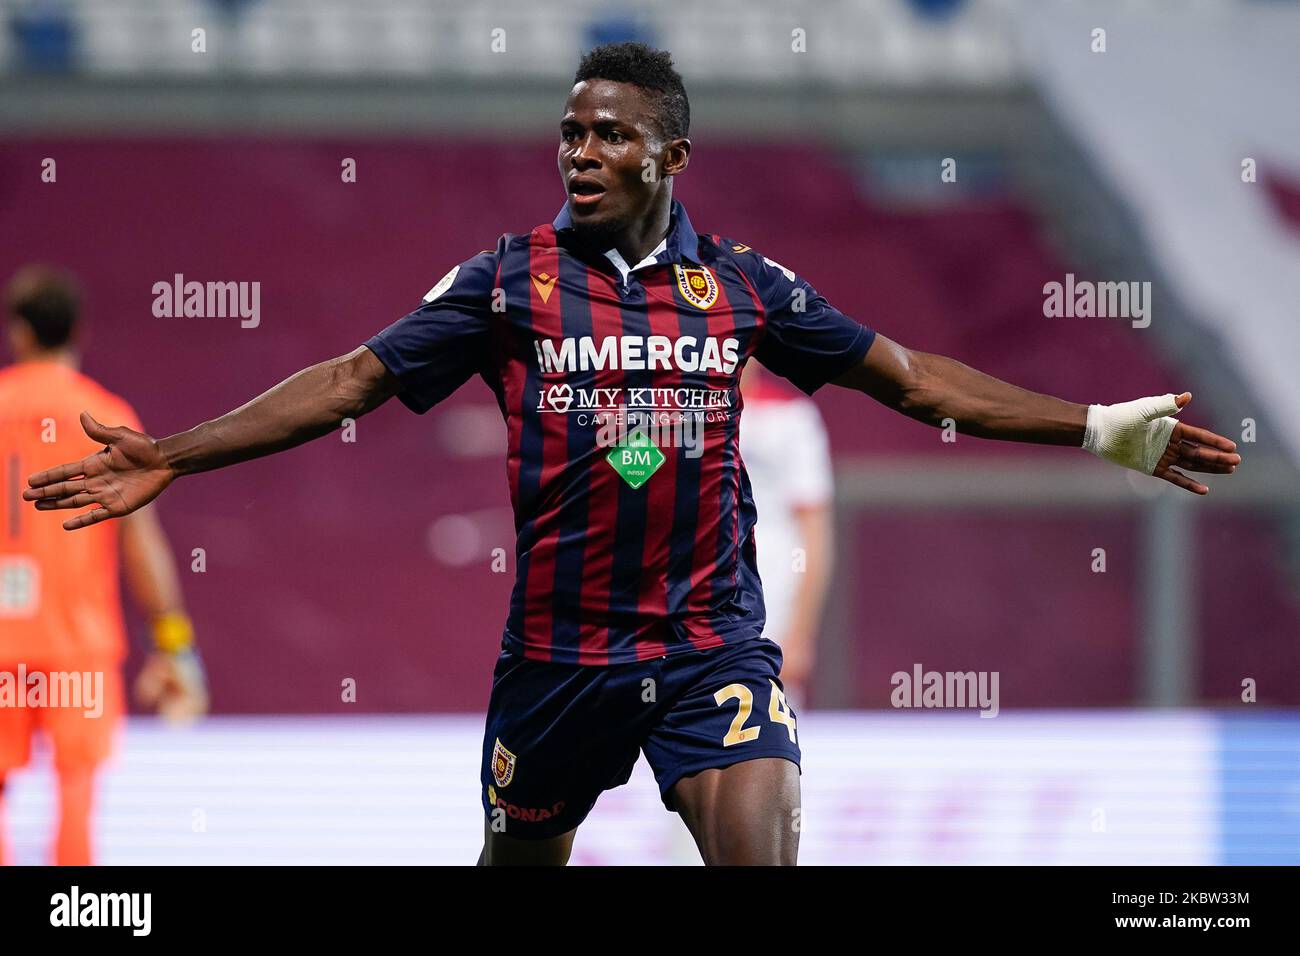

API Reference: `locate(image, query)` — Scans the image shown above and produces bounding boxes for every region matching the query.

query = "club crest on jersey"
[491,738,516,787]
[674,264,718,310]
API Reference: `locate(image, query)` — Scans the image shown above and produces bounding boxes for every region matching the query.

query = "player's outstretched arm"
[831,334,1241,495]
[24,346,399,529]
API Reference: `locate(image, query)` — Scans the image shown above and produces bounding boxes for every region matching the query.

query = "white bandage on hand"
[1082,393,1181,475]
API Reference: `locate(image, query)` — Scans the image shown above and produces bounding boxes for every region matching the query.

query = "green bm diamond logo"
[605,429,666,490]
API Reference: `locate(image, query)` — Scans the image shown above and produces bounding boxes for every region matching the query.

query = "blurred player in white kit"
[738,362,836,709]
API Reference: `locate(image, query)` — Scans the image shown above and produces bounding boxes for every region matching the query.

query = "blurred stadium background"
[2,0,1298,864]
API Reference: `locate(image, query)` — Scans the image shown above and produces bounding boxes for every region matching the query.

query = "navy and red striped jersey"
[364,199,874,665]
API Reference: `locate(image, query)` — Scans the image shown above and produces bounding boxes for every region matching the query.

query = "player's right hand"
[135,650,210,724]
[22,410,175,530]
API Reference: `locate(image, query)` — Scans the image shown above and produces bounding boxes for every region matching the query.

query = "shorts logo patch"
[490,797,567,823]
[491,737,517,787]
[674,264,718,310]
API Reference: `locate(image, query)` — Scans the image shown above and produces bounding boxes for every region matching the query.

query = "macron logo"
[50,886,151,937]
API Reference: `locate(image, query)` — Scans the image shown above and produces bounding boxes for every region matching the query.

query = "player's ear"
[664,138,690,177]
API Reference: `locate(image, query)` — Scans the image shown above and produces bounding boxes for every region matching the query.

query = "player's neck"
[608,197,674,266]
[19,348,79,370]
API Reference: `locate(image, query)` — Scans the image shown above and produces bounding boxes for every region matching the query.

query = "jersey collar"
[603,238,668,286]
[551,198,704,267]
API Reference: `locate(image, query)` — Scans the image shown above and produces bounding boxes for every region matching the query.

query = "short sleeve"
[744,252,875,396]
[364,249,498,414]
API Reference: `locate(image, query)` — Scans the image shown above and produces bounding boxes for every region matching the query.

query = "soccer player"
[738,362,835,707]
[1,266,207,866]
[21,43,1240,866]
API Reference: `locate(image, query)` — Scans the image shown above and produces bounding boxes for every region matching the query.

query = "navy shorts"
[480,636,801,840]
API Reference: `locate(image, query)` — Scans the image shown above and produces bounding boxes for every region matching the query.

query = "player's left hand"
[1151,393,1242,495]
[135,650,209,723]
[1085,392,1241,495]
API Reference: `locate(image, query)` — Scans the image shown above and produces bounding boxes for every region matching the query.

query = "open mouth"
[569,179,606,207]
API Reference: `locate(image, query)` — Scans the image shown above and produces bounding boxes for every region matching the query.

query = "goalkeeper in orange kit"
[0,266,208,865]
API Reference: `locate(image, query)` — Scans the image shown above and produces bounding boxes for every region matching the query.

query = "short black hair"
[573,41,690,142]
[6,265,80,349]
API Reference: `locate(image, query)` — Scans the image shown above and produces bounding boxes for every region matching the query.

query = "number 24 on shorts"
[714,680,797,746]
